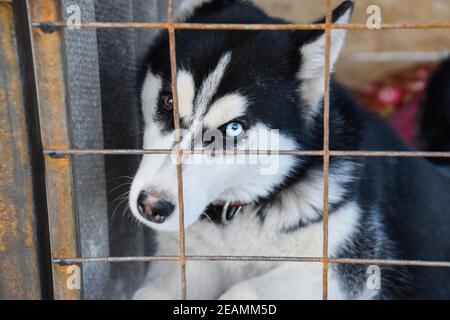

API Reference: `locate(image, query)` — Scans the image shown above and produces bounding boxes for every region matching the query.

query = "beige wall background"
[252,0,450,85]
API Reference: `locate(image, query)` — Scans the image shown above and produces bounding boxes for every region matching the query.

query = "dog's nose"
[137,191,175,224]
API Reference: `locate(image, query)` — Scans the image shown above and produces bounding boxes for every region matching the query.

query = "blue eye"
[225,122,244,138]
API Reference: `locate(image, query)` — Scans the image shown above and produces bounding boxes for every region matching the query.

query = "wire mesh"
[167,0,188,300]
[29,0,450,300]
[31,21,450,30]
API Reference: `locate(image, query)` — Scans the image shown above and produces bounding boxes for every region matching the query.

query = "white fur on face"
[130,52,300,232]
[141,72,162,124]
[192,52,232,122]
[297,8,352,111]
[203,93,248,129]
[130,120,299,231]
[158,125,298,231]
[177,70,195,119]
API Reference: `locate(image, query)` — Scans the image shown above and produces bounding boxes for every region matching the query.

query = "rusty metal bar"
[167,0,188,301]
[321,0,333,301]
[43,149,325,156]
[0,0,41,299]
[26,0,80,300]
[42,149,450,158]
[330,151,450,158]
[52,255,450,269]
[30,21,450,31]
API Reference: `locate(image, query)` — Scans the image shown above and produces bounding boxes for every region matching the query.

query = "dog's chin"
[136,214,181,232]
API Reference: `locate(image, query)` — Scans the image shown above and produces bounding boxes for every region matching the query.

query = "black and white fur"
[129,0,450,299]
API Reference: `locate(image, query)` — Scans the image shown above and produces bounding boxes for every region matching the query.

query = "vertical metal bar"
[0,0,42,299]
[168,0,187,300]
[26,0,80,300]
[322,0,333,301]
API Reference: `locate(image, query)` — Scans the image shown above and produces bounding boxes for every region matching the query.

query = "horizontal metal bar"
[330,151,450,158]
[53,256,450,268]
[54,256,181,265]
[43,149,450,158]
[32,22,324,30]
[31,22,450,31]
[44,149,324,157]
[45,149,177,156]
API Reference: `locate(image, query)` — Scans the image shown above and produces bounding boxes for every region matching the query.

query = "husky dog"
[129,0,450,299]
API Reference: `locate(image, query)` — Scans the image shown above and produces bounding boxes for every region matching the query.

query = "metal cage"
[1,0,450,299]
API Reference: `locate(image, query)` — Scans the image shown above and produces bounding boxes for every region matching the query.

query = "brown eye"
[161,94,173,112]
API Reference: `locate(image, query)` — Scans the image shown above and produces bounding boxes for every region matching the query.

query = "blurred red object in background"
[352,63,438,147]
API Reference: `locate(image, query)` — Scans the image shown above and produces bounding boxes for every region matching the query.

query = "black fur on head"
[144,0,357,141]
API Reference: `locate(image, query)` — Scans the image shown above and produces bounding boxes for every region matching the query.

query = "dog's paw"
[218,283,260,300]
[132,286,178,300]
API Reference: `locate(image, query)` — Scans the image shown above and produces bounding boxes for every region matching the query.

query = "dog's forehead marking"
[177,70,195,119]
[175,52,233,124]
[203,93,248,129]
[192,52,232,122]
[141,72,162,123]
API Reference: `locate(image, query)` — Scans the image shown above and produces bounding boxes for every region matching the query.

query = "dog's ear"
[294,1,353,110]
